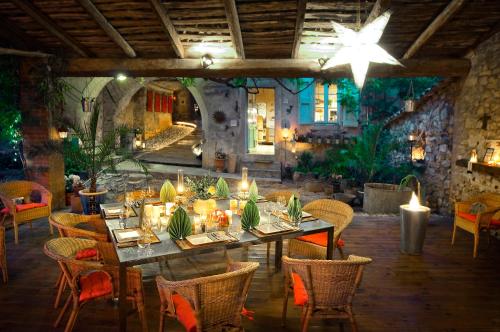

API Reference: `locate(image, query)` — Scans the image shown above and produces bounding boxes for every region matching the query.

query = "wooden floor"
[1,214,500,332]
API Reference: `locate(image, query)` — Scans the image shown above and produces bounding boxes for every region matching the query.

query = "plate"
[113,228,143,243]
[255,222,297,234]
[185,231,234,246]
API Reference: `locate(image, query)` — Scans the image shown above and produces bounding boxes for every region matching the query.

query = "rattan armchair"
[44,238,147,332]
[264,190,300,262]
[282,255,372,332]
[288,199,353,259]
[156,261,259,332]
[452,192,500,258]
[0,226,7,283]
[0,180,53,244]
[49,212,108,242]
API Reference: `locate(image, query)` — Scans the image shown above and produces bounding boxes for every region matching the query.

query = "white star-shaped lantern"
[322,11,402,89]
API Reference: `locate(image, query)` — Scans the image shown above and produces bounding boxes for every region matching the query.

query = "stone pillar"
[19,59,65,210]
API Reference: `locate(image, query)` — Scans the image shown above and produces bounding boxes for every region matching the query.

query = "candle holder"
[399,193,430,255]
[177,169,185,195]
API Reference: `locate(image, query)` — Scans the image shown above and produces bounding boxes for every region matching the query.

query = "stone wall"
[450,32,500,202]
[386,81,460,214]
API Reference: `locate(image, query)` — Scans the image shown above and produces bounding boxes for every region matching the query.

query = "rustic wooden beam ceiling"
[403,0,466,59]
[75,0,136,58]
[64,58,470,78]
[10,0,91,57]
[0,14,48,52]
[292,0,307,58]
[149,0,185,58]
[365,0,391,25]
[467,19,500,55]
[223,0,245,59]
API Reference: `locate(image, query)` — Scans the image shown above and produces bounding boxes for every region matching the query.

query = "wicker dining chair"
[288,199,353,259]
[452,192,500,258]
[264,191,300,262]
[44,238,147,332]
[282,255,372,332]
[0,180,53,244]
[0,226,7,283]
[156,261,259,332]
[49,212,108,242]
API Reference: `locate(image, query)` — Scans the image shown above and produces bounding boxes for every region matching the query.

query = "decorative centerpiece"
[186,174,217,215]
[249,180,259,202]
[215,177,230,198]
[168,207,192,240]
[287,194,302,226]
[159,180,176,203]
[241,200,260,230]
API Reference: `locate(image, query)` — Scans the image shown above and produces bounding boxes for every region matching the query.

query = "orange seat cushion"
[457,211,477,222]
[292,272,308,306]
[296,232,345,248]
[78,271,113,302]
[15,203,47,212]
[75,248,98,260]
[172,294,197,332]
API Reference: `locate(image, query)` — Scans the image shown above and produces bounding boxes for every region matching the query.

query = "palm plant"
[62,103,147,192]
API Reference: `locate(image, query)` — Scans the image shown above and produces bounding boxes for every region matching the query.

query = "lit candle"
[141,142,146,149]
[241,167,248,190]
[177,169,184,194]
[193,216,201,233]
[229,199,238,213]
[399,192,430,255]
[165,202,175,217]
[144,204,153,218]
[239,200,247,213]
[225,210,233,225]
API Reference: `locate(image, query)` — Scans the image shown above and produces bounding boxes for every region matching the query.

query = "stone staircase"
[240,157,282,180]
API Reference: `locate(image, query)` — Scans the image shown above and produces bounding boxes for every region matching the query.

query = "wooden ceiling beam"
[223,0,245,59]
[64,58,470,78]
[11,0,91,57]
[291,0,307,59]
[403,0,466,59]
[76,0,136,58]
[149,0,185,58]
[365,0,391,25]
[0,47,52,57]
[467,20,500,56]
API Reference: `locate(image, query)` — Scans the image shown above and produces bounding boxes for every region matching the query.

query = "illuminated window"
[314,83,338,123]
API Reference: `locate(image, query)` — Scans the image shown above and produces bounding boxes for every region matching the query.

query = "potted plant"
[214,149,226,172]
[62,104,147,214]
[186,175,217,215]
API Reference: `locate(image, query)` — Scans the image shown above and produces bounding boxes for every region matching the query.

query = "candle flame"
[408,192,420,209]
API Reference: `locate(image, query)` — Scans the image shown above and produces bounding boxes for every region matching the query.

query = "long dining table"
[101,200,335,332]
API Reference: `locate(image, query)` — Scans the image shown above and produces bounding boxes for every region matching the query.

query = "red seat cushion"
[78,271,113,302]
[15,202,47,212]
[457,211,477,222]
[0,207,9,215]
[292,272,308,306]
[490,219,500,228]
[172,294,197,332]
[75,248,98,260]
[296,232,345,248]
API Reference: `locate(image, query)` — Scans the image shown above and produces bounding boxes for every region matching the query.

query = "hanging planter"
[404,80,415,113]
[81,97,95,113]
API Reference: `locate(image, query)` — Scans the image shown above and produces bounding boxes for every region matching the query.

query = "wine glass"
[119,207,129,229]
[263,202,273,225]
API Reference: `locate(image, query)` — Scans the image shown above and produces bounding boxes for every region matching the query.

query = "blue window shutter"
[298,78,314,124]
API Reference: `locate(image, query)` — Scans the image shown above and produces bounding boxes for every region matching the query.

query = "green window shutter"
[298,78,314,124]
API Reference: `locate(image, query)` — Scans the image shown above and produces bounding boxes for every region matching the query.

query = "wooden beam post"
[365,0,391,25]
[64,58,470,78]
[0,47,52,57]
[403,0,466,59]
[148,0,185,58]
[19,59,66,209]
[223,0,245,59]
[292,0,307,59]
[11,0,91,57]
[76,0,136,58]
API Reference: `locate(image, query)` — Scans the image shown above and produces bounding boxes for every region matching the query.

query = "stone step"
[246,167,282,179]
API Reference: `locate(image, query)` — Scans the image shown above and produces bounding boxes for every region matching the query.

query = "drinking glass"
[118,208,129,229]
[263,202,273,224]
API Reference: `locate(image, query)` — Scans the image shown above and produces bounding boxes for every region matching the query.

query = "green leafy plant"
[177,77,196,87]
[294,151,314,173]
[186,174,215,200]
[215,177,230,198]
[168,207,192,240]
[241,200,260,230]
[62,103,148,192]
[160,180,177,203]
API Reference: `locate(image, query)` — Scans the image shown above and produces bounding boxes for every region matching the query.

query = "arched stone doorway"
[66,77,210,167]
